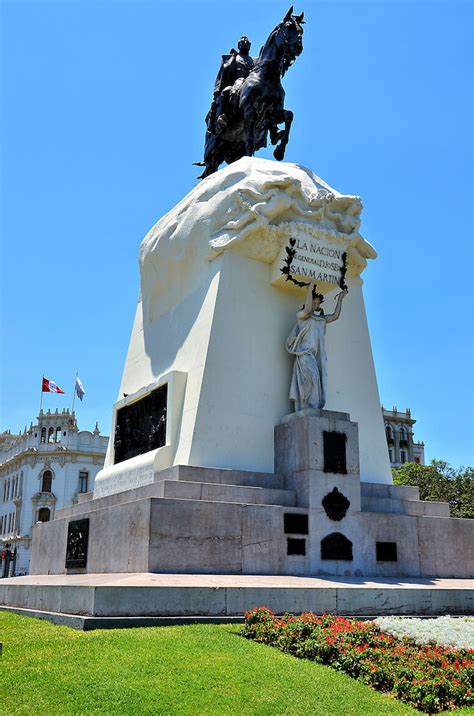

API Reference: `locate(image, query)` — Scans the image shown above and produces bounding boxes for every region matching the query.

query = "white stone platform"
[0,573,472,629]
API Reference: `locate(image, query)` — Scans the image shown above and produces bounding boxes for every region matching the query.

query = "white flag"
[75,375,85,401]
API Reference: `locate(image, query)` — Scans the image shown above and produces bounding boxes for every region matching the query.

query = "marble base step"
[56,465,286,520]
[361,483,421,500]
[160,479,296,506]
[361,496,450,517]
[0,574,472,628]
[171,465,285,490]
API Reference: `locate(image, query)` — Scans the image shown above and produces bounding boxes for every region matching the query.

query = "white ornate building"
[0,409,108,575]
[382,406,425,468]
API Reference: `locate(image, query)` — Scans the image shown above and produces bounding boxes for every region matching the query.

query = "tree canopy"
[392,460,473,519]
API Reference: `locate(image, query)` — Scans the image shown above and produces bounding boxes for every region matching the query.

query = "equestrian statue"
[194,6,305,179]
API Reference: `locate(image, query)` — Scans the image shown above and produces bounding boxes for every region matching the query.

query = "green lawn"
[0,612,470,715]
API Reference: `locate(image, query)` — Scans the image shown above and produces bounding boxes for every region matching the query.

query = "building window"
[399,426,408,447]
[388,448,393,463]
[41,428,46,443]
[38,507,50,523]
[78,471,89,494]
[48,427,54,444]
[400,450,406,464]
[41,470,52,493]
[55,427,62,443]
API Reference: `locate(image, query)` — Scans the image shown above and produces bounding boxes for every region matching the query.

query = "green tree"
[392,460,474,519]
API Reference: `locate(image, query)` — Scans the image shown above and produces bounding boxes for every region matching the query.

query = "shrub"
[242,609,474,713]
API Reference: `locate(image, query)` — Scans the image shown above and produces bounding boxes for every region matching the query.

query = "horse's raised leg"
[273,109,293,161]
[269,125,284,145]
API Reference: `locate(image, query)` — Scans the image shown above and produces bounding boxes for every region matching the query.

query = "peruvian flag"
[42,376,65,394]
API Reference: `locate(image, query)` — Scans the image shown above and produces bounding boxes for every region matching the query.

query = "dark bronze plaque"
[65,518,89,568]
[376,542,398,562]
[322,487,350,521]
[114,384,167,464]
[284,513,308,534]
[323,431,347,474]
[321,532,353,561]
[287,538,306,556]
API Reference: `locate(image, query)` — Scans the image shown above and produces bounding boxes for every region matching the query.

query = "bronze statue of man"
[206,36,255,135]
[195,8,304,178]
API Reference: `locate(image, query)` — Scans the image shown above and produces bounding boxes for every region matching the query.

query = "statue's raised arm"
[324,290,348,324]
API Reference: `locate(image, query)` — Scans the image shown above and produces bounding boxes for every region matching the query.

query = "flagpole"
[71,372,77,415]
[39,375,44,415]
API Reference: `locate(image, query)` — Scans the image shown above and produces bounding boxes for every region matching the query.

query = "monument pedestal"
[94,157,392,501]
[1,410,472,622]
[1,159,472,623]
[22,410,473,582]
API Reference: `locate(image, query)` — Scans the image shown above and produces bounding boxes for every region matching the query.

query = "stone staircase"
[360,482,450,517]
[159,479,296,507]
[57,464,296,521]
[59,467,451,521]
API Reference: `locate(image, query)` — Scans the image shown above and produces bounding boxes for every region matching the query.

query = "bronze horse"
[195,7,304,178]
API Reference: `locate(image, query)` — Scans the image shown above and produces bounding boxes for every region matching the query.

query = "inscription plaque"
[323,431,347,474]
[279,235,348,289]
[114,384,167,464]
[65,518,89,568]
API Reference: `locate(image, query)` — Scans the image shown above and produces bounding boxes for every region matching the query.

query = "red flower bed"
[242,608,474,713]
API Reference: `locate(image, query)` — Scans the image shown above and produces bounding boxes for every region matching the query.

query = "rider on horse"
[207,36,255,136]
[195,7,304,179]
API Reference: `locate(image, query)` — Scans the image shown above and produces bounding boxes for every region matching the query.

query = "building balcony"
[31,492,56,503]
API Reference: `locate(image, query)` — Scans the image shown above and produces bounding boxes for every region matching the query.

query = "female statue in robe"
[286,283,347,411]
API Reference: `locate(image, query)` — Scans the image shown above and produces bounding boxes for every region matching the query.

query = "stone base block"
[26,460,474,579]
[0,574,472,627]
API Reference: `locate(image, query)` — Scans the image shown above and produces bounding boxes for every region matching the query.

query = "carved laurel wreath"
[280,237,348,292]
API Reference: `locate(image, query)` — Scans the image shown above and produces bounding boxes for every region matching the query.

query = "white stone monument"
[94,157,391,499]
[1,156,472,623]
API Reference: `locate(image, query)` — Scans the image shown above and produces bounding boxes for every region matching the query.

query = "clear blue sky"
[1,0,472,467]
